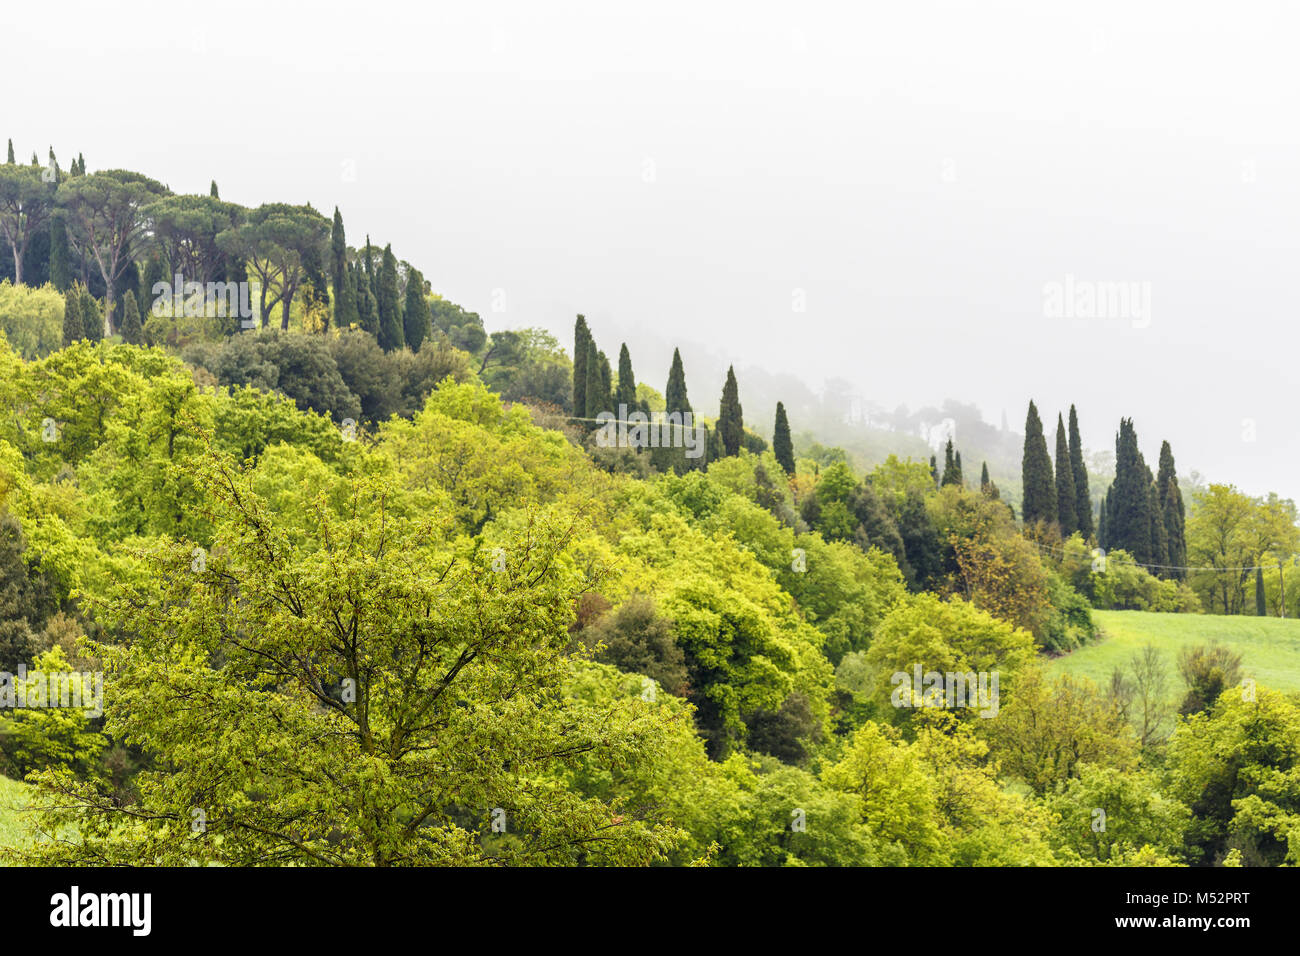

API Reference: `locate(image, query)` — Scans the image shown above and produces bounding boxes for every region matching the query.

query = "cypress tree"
[1055,414,1078,535]
[664,348,692,418]
[718,365,743,457]
[773,402,795,475]
[5,140,13,164]
[376,245,403,352]
[1068,405,1092,538]
[1157,441,1187,579]
[596,350,612,417]
[941,440,962,487]
[615,343,638,413]
[980,462,990,493]
[1021,400,1057,527]
[80,287,103,342]
[363,236,377,301]
[353,263,377,334]
[402,268,430,352]
[929,455,939,487]
[1098,487,1110,549]
[955,451,964,485]
[573,316,591,419]
[61,286,82,346]
[49,218,71,292]
[1147,470,1170,568]
[76,153,85,175]
[1257,567,1267,616]
[330,208,359,330]
[210,181,219,198]
[120,290,143,345]
[584,340,605,419]
[1109,419,1153,564]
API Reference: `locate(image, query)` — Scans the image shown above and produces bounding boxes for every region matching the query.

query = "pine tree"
[120,290,143,345]
[1068,405,1092,538]
[718,366,743,457]
[615,344,638,413]
[1021,400,1056,527]
[402,268,430,352]
[376,245,403,352]
[80,287,102,343]
[61,286,82,346]
[1055,413,1078,536]
[572,315,591,419]
[1156,441,1187,579]
[1109,418,1153,564]
[330,208,359,330]
[773,402,795,475]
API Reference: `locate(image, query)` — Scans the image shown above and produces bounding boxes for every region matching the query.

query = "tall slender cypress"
[1157,441,1186,578]
[376,245,403,352]
[773,402,795,475]
[718,365,743,457]
[573,315,591,419]
[331,208,359,330]
[120,290,143,345]
[615,343,638,412]
[1068,405,1092,538]
[1055,413,1078,536]
[1109,418,1153,563]
[403,269,430,352]
[1021,400,1057,527]
[61,286,82,346]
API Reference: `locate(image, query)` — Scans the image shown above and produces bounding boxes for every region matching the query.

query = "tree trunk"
[11,244,21,285]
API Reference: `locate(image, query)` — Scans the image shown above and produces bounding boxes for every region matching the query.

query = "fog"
[9,0,1299,496]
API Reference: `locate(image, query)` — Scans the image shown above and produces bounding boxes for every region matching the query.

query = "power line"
[1027,538,1294,574]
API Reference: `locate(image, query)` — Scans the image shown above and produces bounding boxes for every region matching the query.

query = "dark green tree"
[1021,401,1056,527]
[375,244,403,352]
[615,343,639,413]
[210,180,219,198]
[49,217,71,291]
[402,268,430,353]
[80,286,102,343]
[718,366,743,457]
[119,289,143,345]
[1054,413,1078,536]
[773,402,795,475]
[1257,567,1267,616]
[61,285,83,346]
[572,315,591,420]
[1108,419,1154,564]
[5,140,12,164]
[330,208,359,331]
[1068,405,1092,538]
[1156,440,1187,578]
[940,439,963,487]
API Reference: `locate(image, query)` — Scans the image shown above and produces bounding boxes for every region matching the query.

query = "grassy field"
[1049,610,1300,696]
[0,774,34,853]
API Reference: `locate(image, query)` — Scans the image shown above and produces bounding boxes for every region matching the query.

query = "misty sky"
[10,0,1299,497]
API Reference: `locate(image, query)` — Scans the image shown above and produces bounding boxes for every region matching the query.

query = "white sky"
[9,0,1300,497]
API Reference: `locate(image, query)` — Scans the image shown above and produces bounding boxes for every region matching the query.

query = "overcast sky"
[10,0,1300,497]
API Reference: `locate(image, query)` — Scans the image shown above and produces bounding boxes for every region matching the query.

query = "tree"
[1157,440,1186,576]
[14,450,680,866]
[572,315,591,419]
[5,140,13,164]
[215,202,330,330]
[119,289,143,345]
[1054,413,1077,536]
[718,366,743,457]
[615,343,639,414]
[402,267,430,352]
[330,208,359,330]
[773,402,795,475]
[144,194,243,287]
[941,439,963,487]
[1108,418,1154,564]
[1068,405,1092,538]
[61,286,83,346]
[0,163,55,285]
[1021,400,1056,528]
[56,170,168,337]
[80,286,101,343]
[664,348,692,419]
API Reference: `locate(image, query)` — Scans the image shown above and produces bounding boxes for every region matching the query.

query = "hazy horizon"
[10,0,1298,498]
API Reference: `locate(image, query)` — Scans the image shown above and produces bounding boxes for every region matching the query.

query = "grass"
[0,773,35,855]
[1049,609,1300,696]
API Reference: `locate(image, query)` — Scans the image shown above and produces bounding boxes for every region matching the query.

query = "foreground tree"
[14,444,679,866]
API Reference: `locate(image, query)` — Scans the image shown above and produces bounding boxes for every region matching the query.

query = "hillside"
[1049,610,1300,696]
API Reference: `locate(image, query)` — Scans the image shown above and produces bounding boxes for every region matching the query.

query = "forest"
[1,142,1298,867]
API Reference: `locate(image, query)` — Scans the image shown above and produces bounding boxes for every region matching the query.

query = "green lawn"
[0,774,35,854]
[1049,610,1300,696]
